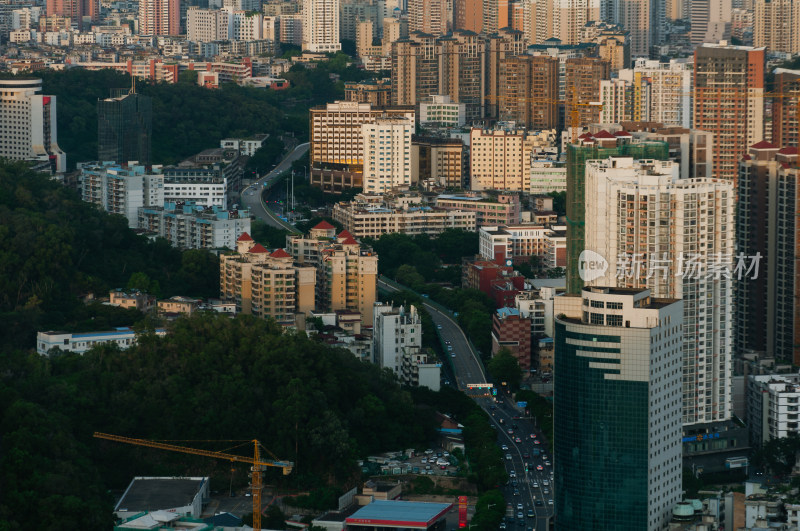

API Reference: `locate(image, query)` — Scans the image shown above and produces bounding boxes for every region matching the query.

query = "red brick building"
[491,308,532,372]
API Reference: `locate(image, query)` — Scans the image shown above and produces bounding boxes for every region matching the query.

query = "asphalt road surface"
[377,278,552,530]
[240,142,309,231]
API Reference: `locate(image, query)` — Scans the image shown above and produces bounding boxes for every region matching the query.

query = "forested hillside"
[30,55,379,167]
[0,162,444,530]
[0,161,219,349]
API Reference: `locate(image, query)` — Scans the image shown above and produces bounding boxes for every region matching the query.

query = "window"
[590,313,604,325]
[607,315,623,327]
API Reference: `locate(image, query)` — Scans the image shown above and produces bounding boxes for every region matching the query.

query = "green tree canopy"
[487,348,523,389]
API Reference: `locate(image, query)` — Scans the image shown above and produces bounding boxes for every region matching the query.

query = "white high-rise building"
[187,7,230,42]
[619,59,693,128]
[361,117,413,194]
[0,79,65,172]
[598,78,633,124]
[583,157,735,425]
[372,303,422,372]
[303,0,341,52]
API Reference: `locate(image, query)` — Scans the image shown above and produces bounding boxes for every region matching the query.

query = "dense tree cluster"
[0,162,219,349]
[23,55,381,169]
[0,312,445,529]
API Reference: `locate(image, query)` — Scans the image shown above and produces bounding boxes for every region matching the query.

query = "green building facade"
[98,91,152,165]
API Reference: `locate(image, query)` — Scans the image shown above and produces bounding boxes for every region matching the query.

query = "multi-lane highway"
[377,278,553,530]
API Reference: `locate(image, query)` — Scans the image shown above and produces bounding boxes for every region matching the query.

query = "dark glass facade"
[97,92,152,165]
[554,321,649,530]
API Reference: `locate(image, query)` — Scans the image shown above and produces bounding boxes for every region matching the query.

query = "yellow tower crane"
[94,432,293,531]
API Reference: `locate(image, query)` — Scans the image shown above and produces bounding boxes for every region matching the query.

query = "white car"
[437,325,443,329]
[506,454,512,460]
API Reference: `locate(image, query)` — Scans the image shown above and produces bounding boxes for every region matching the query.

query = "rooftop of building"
[345,500,452,527]
[114,477,207,513]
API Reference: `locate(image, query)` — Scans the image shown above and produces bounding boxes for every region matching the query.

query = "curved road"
[240,142,309,232]
[377,277,552,530]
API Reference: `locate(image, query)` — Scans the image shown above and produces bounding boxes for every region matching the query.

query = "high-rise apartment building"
[583,157,735,425]
[470,127,557,191]
[97,90,152,166]
[618,59,692,128]
[439,30,486,122]
[564,134,669,295]
[486,28,526,120]
[554,286,683,530]
[362,117,413,194]
[482,0,510,34]
[598,78,634,124]
[694,43,766,185]
[46,0,98,28]
[737,142,800,364]
[187,7,230,42]
[303,0,341,52]
[139,0,180,35]
[408,0,450,35]
[690,0,731,45]
[219,234,317,323]
[391,30,486,121]
[372,302,423,371]
[0,79,65,173]
[286,221,378,323]
[340,0,380,41]
[391,32,441,108]
[564,57,609,127]
[753,0,799,54]
[772,69,800,149]
[498,54,559,129]
[454,0,482,32]
[309,101,415,192]
[748,374,800,446]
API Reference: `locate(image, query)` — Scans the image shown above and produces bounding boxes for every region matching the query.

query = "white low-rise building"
[419,95,466,128]
[220,134,269,156]
[138,202,251,250]
[747,374,800,446]
[37,328,166,356]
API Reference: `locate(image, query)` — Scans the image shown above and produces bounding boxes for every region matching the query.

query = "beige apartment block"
[219,233,316,324]
[470,127,558,192]
[286,221,378,324]
[332,195,477,238]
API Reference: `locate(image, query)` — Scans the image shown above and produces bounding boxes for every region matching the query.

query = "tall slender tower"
[46,0,98,28]
[303,0,341,52]
[583,157,735,425]
[97,83,153,166]
[138,0,181,35]
[554,286,683,530]
[694,43,766,186]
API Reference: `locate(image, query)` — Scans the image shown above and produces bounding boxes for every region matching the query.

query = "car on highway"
[527,509,534,518]
[437,325,442,329]
[543,488,550,495]
[507,428,514,434]
[499,523,506,529]
[544,460,551,466]
[509,470,516,478]
[535,500,543,507]
[515,437,522,443]
[517,512,524,520]
[536,465,544,471]
[542,480,549,486]
[534,440,541,445]
[548,500,554,505]
[421,458,427,463]
[532,481,539,488]
[513,489,520,496]
[522,452,529,458]
[517,504,523,511]
[501,444,509,450]
[506,453,512,460]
